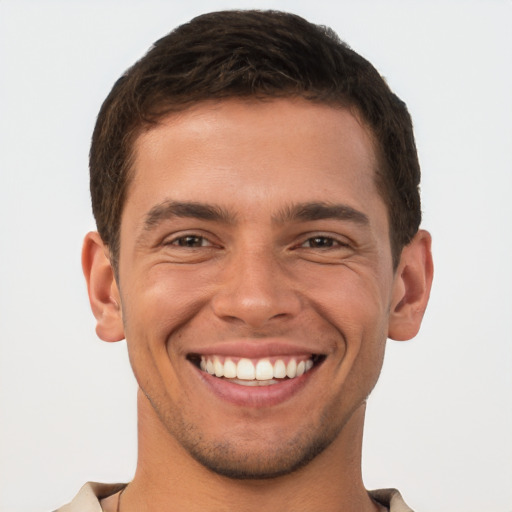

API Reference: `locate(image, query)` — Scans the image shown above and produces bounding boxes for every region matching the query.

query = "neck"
[122,389,377,512]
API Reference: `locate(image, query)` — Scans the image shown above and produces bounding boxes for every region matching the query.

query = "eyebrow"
[139,199,369,237]
[274,202,370,225]
[142,200,236,231]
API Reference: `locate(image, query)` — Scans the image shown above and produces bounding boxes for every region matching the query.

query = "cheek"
[301,265,391,381]
[298,264,392,328]
[123,265,213,332]
[119,268,213,384]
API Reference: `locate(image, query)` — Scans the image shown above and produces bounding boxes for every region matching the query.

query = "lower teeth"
[226,378,280,387]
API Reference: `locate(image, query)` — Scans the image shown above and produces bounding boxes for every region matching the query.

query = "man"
[59,9,433,512]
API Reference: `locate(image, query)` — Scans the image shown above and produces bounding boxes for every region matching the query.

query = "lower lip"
[192,364,317,408]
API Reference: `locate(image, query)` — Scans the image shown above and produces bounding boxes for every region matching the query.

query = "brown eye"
[304,236,337,248]
[174,235,207,247]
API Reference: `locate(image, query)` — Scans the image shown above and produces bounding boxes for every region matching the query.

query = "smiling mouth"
[188,354,325,386]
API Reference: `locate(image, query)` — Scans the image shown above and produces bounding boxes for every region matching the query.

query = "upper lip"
[186,339,327,359]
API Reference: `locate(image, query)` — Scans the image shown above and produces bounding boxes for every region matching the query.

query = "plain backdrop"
[1,1,511,511]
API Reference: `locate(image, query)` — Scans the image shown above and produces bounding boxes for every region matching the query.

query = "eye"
[170,235,212,248]
[301,236,346,249]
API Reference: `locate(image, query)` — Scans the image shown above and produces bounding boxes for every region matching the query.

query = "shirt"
[54,482,414,511]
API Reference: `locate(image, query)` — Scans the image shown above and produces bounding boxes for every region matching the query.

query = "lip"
[190,356,321,408]
[186,339,326,359]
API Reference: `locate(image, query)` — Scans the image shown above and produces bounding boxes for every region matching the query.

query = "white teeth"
[237,358,255,380]
[286,359,297,378]
[256,359,274,380]
[213,357,224,377]
[198,355,317,382]
[223,358,237,378]
[273,359,287,379]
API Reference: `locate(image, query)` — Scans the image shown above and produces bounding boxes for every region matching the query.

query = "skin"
[83,98,433,512]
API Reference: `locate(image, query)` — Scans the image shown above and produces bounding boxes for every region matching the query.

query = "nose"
[211,243,302,329]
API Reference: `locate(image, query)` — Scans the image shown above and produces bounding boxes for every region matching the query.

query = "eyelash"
[298,235,350,250]
[165,234,214,248]
[163,233,350,251]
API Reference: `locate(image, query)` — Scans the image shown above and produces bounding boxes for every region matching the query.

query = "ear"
[82,231,125,342]
[388,229,434,341]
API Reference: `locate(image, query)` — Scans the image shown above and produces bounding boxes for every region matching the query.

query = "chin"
[188,436,333,480]
[172,411,344,481]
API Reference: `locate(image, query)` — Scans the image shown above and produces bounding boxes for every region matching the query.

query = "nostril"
[210,264,302,329]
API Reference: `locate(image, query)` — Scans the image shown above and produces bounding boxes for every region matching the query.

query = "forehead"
[128,98,380,209]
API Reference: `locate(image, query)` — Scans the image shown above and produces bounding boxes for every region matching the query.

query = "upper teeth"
[199,356,314,380]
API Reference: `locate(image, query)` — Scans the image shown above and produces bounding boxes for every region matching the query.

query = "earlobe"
[82,231,125,342]
[388,229,434,341]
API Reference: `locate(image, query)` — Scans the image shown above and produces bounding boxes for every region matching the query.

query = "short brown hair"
[90,10,421,270]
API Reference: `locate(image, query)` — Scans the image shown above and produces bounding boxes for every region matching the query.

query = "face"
[116,99,400,478]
